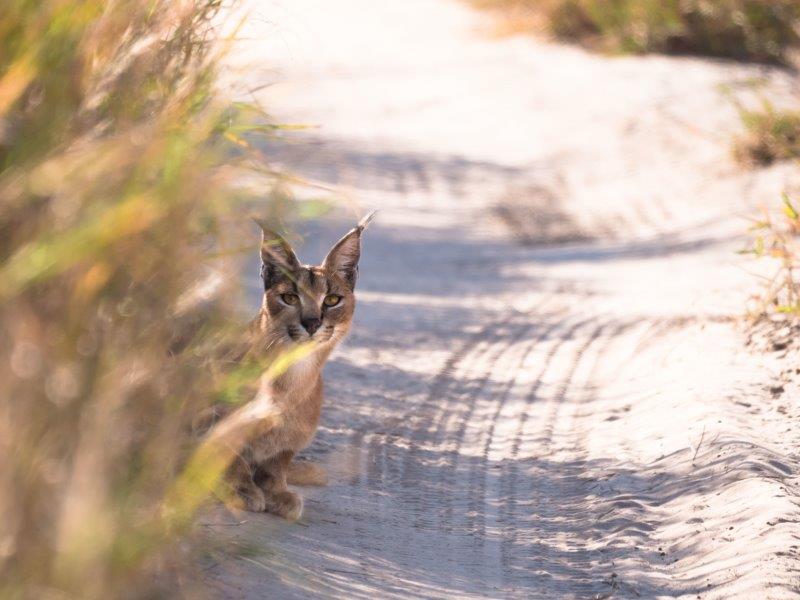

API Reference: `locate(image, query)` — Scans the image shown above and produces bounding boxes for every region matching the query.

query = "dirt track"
[206,1,800,597]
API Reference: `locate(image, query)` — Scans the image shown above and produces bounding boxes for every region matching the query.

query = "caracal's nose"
[301,318,322,335]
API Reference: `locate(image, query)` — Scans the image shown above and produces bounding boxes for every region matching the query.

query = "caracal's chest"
[251,361,324,461]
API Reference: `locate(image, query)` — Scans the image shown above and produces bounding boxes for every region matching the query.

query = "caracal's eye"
[323,294,341,307]
[280,293,299,306]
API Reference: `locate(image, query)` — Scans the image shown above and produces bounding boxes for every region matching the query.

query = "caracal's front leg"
[227,455,267,512]
[254,450,303,521]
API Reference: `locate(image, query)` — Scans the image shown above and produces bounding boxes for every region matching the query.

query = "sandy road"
[206,1,800,597]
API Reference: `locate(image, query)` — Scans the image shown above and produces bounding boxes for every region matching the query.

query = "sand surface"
[205,1,800,597]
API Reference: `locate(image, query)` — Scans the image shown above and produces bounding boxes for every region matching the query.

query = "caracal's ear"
[254,219,301,288]
[322,211,376,290]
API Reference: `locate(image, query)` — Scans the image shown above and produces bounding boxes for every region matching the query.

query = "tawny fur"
[208,214,372,521]
[286,461,329,486]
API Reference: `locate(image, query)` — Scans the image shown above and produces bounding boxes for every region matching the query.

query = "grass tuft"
[733,100,800,166]
[742,193,800,317]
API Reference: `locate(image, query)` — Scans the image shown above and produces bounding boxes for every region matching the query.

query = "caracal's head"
[257,213,374,349]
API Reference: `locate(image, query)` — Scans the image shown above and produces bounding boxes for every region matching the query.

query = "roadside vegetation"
[470,0,800,64]
[0,1,286,597]
[743,194,800,317]
[733,99,800,166]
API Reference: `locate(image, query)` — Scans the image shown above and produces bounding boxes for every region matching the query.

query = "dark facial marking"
[301,317,322,335]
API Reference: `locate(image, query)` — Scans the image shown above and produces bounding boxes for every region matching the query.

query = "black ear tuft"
[322,212,375,290]
[254,219,301,289]
[356,210,377,232]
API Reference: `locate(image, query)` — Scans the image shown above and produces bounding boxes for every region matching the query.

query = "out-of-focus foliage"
[733,99,800,165]
[0,1,279,597]
[742,194,800,316]
[471,0,800,64]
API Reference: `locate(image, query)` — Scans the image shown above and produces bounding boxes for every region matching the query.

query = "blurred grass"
[0,1,288,597]
[733,99,800,165]
[470,0,800,64]
[742,194,800,316]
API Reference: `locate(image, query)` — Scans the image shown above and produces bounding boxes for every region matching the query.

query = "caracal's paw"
[287,461,328,487]
[265,490,303,521]
[229,484,267,513]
